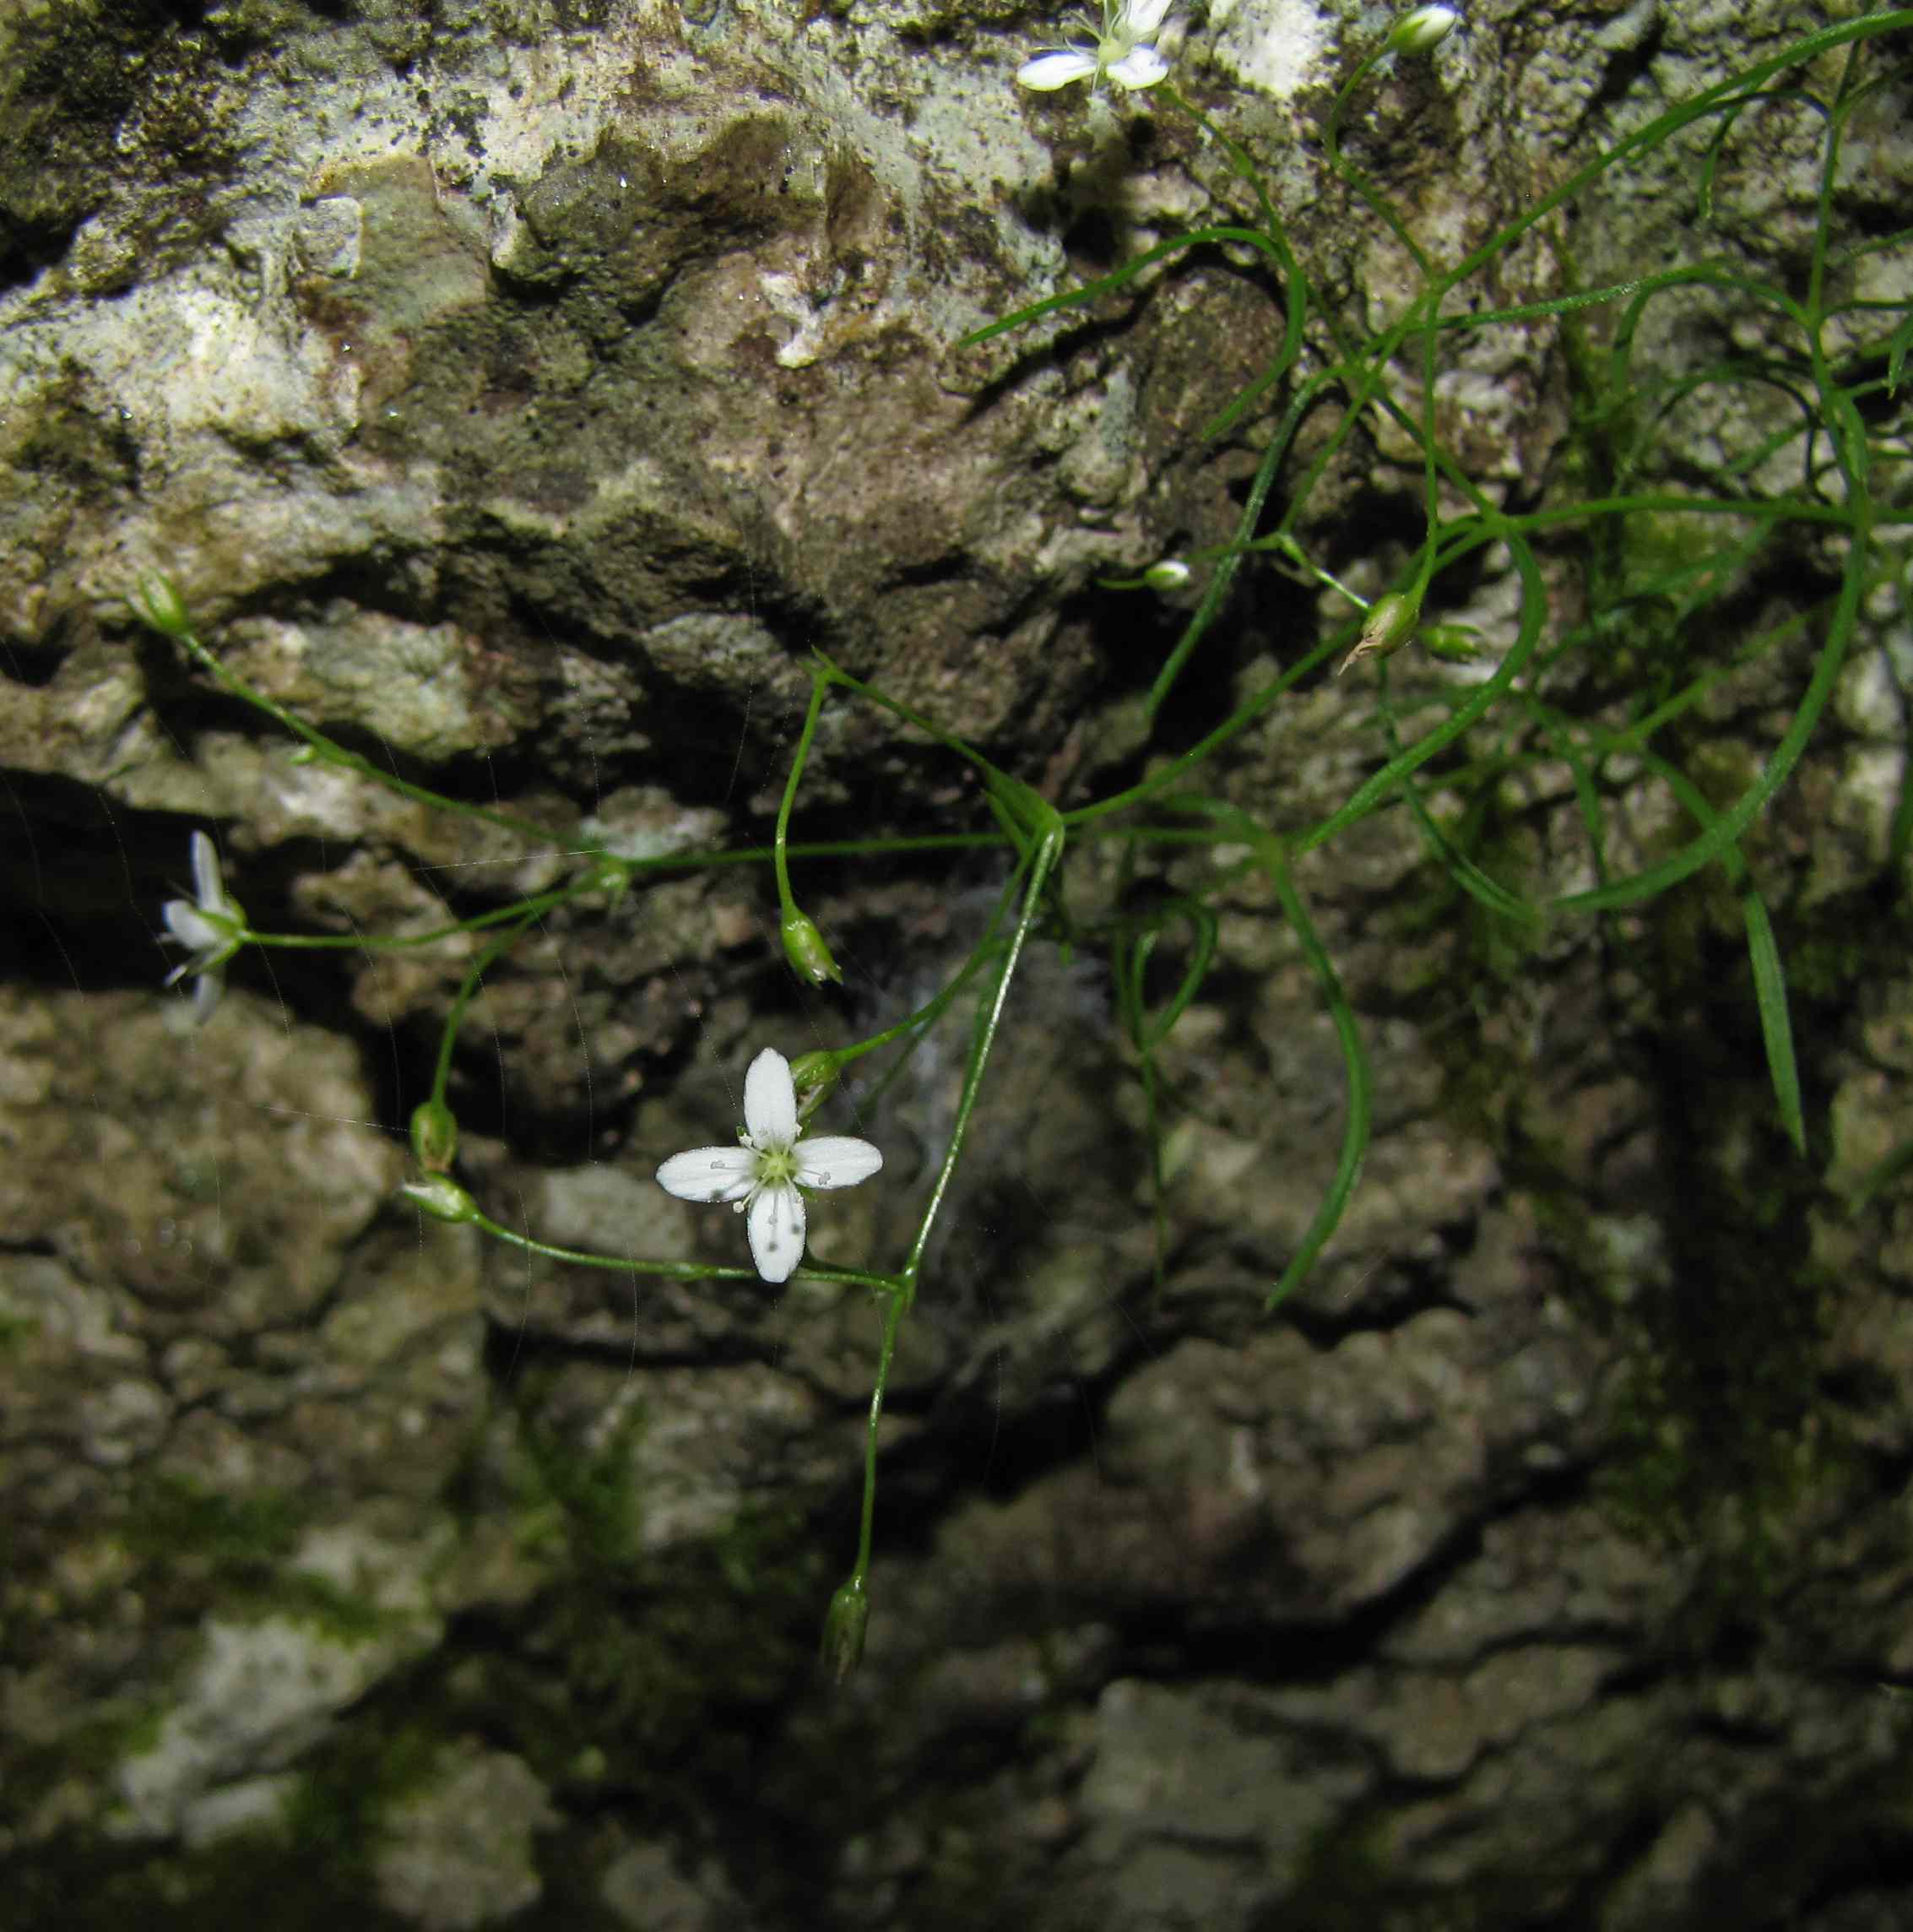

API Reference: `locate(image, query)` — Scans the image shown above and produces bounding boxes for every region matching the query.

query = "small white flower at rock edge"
[160,830,248,1024]
[1016,0,1178,94]
[655,1047,883,1285]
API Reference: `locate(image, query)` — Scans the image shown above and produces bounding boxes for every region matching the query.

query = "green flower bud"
[409,1099,459,1175]
[591,857,633,900]
[781,907,843,986]
[820,1576,870,1684]
[1421,622,1486,665]
[1141,558,1191,592]
[129,571,193,638]
[1390,5,1460,54]
[787,1050,840,1124]
[1337,588,1423,677]
[400,1175,479,1224]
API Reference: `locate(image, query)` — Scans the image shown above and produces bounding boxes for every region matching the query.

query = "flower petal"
[189,830,225,911]
[190,966,224,1025]
[164,899,222,953]
[1124,0,1175,38]
[657,1145,760,1204]
[743,1046,798,1146]
[1016,48,1099,89]
[747,1181,807,1283]
[1108,43,1170,87]
[793,1135,883,1191]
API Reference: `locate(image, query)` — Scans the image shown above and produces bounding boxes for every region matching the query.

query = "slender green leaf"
[1266,863,1372,1311]
[1742,887,1807,1158]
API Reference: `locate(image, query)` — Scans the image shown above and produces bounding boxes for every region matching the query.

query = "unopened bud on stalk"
[1390,5,1460,54]
[787,1050,840,1124]
[1337,588,1423,677]
[1422,623,1486,665]
[591,856,633,900]
[409,1099,459,1175]
[781,907,843,985]
[130,571,192,637]
[820,1576,870,1684]
[1141,558,1191,592]
[400,1175,479,1225]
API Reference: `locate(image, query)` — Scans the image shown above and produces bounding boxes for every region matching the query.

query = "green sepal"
[820,1576,870,1684]
[400,1175,478,1224]
[409,1099,459,1175]
[781,908,843,985]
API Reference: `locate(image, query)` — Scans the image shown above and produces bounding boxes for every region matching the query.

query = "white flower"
[160,830,248,1023]
[1016,0,1178,93]
[655,1047,883,1284]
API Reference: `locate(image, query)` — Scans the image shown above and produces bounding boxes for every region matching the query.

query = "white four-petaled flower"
[655,1047,883,1285]
[160,830,248,1023]
[1016,0,1178,93]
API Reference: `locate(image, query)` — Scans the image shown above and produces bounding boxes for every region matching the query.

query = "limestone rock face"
[4,1,1913,1929]
[0,0,1252,799]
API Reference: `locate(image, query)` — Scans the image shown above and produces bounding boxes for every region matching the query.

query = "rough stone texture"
[374,1744,556,1929]
[3,0,1913,1928]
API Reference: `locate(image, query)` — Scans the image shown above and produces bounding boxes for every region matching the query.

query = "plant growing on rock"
[132,4,1913,1674]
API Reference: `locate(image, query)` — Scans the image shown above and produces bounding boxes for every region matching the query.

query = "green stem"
[1504,492,1862,534]
[775,672,834,919]
[1323,46,1432,280]
[1269,535,1374,611]
[173,627,563,848]
[469,1208,897,1293]
[1143,373,1317,719]
[833,870,1025,1068]
[900,819,1065,1285]
[433,909,540,1107]
[838,825,1063,1606]
[813,654,1033,808]
[851,1286,908,1587]
[1168,798,1372,1307]
[247,883,588,952]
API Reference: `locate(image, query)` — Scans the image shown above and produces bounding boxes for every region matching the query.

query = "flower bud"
[787,1050,840,1124]
[400,1175,479,1224]
[781,907,843,986]
[591,857,633,900]
[1337,588,1423,677]
[1421,622,1486,665]
[129,571,193,637]
[1141,558,1191,592]
[1390,4,1460,54]
[820,1576,870,1684]
[409,1099,459,1175]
